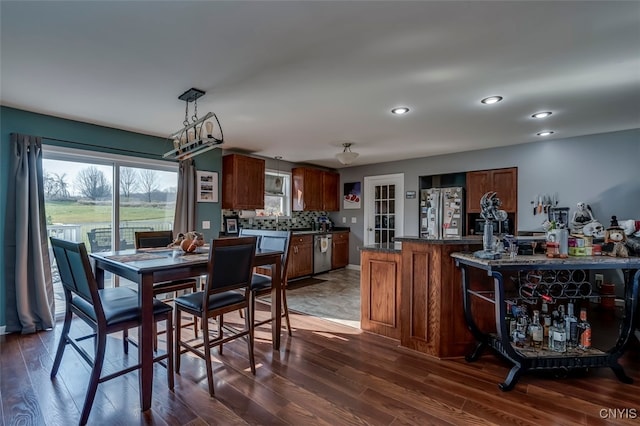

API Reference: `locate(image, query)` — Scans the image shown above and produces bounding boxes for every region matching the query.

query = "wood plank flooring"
[2,269,640,425]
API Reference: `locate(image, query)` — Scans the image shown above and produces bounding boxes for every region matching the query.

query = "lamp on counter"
[335,142,359,165]
[163,88,224,161]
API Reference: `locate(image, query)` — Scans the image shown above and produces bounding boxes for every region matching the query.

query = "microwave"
[475,218,510,235]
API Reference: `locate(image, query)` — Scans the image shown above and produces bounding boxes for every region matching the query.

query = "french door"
[363,173,404,246]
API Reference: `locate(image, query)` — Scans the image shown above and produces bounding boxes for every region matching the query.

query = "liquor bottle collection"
[505,300,592,352]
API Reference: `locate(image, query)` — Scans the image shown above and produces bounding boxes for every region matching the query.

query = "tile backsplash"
[221,210,328,232]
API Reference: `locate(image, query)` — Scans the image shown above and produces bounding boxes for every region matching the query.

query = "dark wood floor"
[2,288,640,425]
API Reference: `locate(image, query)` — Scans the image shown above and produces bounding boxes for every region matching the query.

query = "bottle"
[565,302,578,349]
[543,316,552,349]
[505,301,516,340]
[551,319,567,353]
[578,308,592,350]
[529,310,543,349]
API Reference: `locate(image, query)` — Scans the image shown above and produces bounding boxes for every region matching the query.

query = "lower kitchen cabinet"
[360,249,402,340]
[331,231,349,269]
[288,234,313,279]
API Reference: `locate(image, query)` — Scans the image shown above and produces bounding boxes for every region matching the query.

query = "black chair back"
[204,237,257,297]
[135,230,174,249]
[239,229,291,280]
[50,237,105,322]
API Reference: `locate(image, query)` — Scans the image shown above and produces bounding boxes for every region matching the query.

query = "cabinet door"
[331,232,349,268]
[361,250,402,340]
[287,235,313,279]
[291,168,323,211]
[322,171,339,212]
[222,154,265,210]
[466,170,490,213]
[492,168,517,212]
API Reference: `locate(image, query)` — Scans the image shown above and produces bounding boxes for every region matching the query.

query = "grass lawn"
[46,200,175,223]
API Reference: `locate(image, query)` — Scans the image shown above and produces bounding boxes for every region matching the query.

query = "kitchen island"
[360,236,485,358]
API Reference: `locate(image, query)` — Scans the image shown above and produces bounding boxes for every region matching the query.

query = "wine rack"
[453,253,640,391]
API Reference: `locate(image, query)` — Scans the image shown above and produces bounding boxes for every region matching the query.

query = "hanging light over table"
[163,88,224,160]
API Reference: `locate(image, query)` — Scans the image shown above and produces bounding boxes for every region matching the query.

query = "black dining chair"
[49,237,174,425]
[239,229,293,336]
[134,230,199,350]
[174,236,258,397]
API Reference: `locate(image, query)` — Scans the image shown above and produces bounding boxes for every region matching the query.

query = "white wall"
[335,129,640,264]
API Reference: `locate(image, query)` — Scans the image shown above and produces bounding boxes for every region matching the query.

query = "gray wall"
[333,129,640,265]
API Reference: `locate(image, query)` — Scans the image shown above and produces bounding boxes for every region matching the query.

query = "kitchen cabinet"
[322,171,340,211]
[222,154,265,210]
[331,231,349,269]
[288,234,313,279]
[466,167,517,213]
[400,239,488,358]
[360,248,402,340]
[466,167,517,234]
[292,168,339,211]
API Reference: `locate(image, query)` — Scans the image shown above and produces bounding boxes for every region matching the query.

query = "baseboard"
[345,264,360,271]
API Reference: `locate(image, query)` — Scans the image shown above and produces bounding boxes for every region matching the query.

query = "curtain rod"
[42,136,169,161]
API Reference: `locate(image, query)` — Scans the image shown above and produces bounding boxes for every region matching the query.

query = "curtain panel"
[173,159,197,235]
[5,133,55,333]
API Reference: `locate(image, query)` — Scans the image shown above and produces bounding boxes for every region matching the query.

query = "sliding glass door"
[43,146,178,316]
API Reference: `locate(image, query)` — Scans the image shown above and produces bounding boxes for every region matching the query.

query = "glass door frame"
[363,173,404,246]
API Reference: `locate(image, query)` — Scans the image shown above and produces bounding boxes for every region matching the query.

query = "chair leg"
[153,321,158,352]
[245,305,256,375]
[282,287,292,336]
[165,314,174,391]
[217,314,223,355]
[51,308,72,379]
[175,308,182,374]
[202,314,215,397]
[191,284,199,339]
[123,329,129,354]
[80,330,107,425]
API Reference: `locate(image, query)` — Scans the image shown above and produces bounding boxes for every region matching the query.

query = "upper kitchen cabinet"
[322,171,339,211]
[292,168,339,211]
[466,167,517,213]
[222,154,265,210]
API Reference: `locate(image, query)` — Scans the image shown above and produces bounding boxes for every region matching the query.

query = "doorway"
[363,173,404,246]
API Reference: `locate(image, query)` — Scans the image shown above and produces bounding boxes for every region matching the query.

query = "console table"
[452,253,640,391]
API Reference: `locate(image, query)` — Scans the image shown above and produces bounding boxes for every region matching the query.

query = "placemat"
[105,252,166,263]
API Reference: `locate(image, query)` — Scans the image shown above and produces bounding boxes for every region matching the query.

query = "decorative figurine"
[602,216,629,258]
[570,202,595,235]
[474,191,508,259]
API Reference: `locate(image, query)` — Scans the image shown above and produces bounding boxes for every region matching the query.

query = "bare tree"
[138,169,158,202]
[75,166,111,200]
[44,171,70,199]
[120,167,138,199]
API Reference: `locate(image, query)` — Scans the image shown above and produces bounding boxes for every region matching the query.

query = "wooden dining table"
[90,245,283,411]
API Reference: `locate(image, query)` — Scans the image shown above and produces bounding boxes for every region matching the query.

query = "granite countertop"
[360,241,403,253]
[395,236,484,245]
[291,227,350,235]
[451,252,640,270]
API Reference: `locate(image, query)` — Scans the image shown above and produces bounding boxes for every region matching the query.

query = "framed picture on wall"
[343,181,361,209]
[197,171,218,203]
[224,215,239,235]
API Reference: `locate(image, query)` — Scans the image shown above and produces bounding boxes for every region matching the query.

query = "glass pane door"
[374,183,396,244]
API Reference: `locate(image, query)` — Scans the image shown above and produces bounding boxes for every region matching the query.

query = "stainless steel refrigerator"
[420,187,464,239]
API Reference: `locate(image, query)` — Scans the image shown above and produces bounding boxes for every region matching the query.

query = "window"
[257,170,291,218]
[43,145,178,316]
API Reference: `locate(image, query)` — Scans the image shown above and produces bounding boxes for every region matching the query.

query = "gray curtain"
[5,133,55,334]
[173,159,197,234]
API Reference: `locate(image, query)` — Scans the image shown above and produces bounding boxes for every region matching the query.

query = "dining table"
[90,244,283,411]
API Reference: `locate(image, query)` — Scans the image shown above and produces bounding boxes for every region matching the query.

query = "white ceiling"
[2,1,639,168]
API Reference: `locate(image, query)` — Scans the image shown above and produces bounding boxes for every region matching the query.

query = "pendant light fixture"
[336,142,359,165]
[163,88,224,160]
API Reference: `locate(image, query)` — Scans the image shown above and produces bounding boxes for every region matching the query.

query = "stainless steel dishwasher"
[313,234,332,274]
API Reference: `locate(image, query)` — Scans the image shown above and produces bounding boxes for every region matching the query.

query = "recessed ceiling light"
[391,107,410,115]
[532,111,552,119]
[537,131,554,136]
[480,96,503,105]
